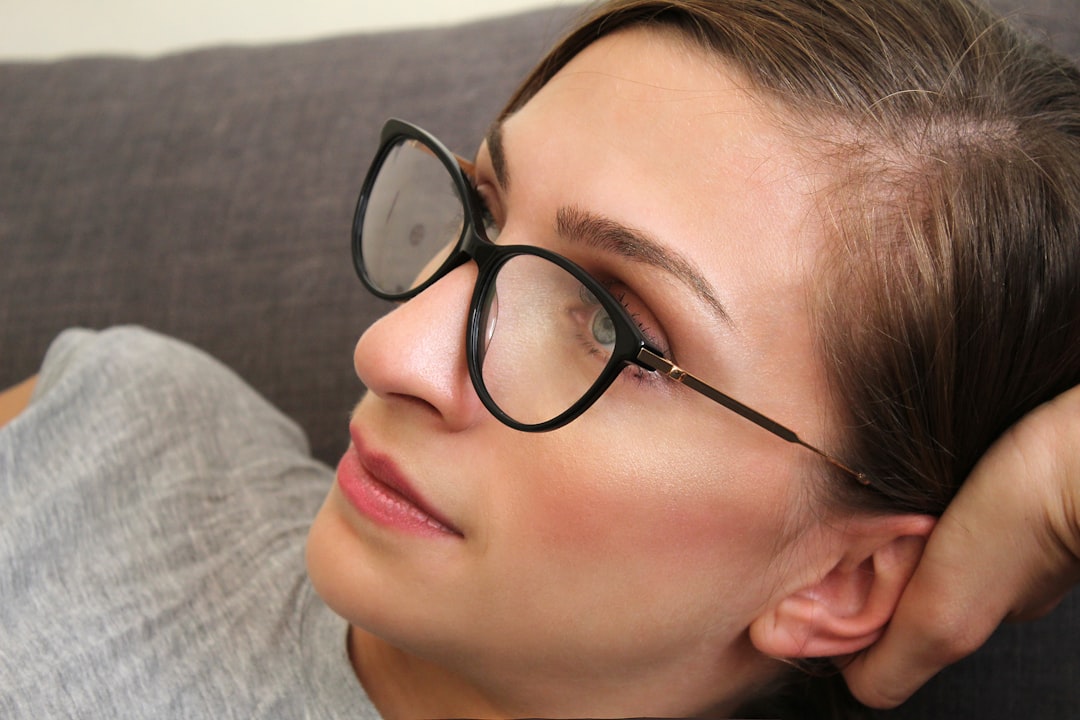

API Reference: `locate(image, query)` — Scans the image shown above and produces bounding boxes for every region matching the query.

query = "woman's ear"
[749,514,936,659]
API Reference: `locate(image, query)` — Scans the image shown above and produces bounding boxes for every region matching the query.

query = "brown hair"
[499,0,1080,715]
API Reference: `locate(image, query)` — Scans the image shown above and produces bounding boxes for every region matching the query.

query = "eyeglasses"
[352,118,867,484]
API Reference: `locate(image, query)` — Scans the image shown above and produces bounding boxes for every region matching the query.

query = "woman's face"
[308,27,839,717]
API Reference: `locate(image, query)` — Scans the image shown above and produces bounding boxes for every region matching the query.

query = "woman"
[307,0,1080,715]
[2,0,1078,717]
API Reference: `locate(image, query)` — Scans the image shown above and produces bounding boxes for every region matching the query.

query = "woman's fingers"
[842,384,1080,708]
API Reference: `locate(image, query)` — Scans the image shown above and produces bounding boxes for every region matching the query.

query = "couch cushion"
[0,7,581,464]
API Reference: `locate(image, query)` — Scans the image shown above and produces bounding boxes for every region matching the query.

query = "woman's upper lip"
[349,425,463,536]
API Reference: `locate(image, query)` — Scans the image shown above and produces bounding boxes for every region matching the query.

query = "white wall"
[0,0,565,60]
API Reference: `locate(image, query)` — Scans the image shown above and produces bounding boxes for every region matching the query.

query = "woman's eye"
[590,308,617,347]
[481,206,502,240]
[574,281,670,367]
[471,182,502,241]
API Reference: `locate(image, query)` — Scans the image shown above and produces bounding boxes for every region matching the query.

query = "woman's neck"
[348,625,507,719]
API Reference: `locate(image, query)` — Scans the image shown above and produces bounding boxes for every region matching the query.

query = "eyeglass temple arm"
[456,155,477,177]
[400,138,477,179]
[635,348,869,485]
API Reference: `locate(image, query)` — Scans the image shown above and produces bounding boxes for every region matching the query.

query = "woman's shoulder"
[22,325,311,455]
[0,325,341,716]
[34,325,263,412]
[0,324,331,547]
[0,325,332,593]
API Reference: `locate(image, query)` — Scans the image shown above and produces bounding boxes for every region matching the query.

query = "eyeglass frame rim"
[351,117,869,485]
[352,119,660,432]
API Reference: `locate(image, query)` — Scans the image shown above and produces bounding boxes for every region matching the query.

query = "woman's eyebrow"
[485,119,730,326]
[556,205,733,326]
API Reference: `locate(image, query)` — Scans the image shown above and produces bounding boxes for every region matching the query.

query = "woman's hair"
[498,0,1080,715]
[500,0,1080,516]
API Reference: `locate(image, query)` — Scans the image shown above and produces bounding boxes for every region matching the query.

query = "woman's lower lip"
[336,444,460,538]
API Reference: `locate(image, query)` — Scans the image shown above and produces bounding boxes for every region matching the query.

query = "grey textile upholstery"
[0,7,580,465]
[0,2,1077,717]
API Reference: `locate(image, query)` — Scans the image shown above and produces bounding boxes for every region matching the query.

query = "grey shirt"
[0,327,378,719]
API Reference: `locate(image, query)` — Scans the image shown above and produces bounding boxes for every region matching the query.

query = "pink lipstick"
[336,430,462,538]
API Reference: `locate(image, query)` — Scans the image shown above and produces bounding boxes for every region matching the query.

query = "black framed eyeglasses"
[352,118,867,484]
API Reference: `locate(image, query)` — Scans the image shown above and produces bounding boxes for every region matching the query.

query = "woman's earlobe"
[749,514,936,660]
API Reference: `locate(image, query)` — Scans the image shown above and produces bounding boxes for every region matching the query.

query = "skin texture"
[306,27,932,718]
[844,383,1080,708]
[0,376,35,428]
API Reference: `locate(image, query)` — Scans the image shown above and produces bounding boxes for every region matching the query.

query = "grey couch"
[1,2,1077,717]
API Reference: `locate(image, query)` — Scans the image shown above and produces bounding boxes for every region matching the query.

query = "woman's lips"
[336,430,463,538]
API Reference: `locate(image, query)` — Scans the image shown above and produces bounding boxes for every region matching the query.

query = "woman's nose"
[352,262,488,431]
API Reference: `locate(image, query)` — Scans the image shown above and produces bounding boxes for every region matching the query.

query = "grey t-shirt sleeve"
[0,327,377,719]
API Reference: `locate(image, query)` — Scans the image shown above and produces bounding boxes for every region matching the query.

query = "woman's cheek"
[508,428,783,585]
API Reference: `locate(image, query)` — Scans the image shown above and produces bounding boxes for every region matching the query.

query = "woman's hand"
[842,383,1080,708]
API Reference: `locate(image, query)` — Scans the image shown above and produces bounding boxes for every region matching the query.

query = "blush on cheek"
[520,447,787,589]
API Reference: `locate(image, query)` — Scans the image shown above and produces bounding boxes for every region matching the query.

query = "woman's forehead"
[498,27,814,205]
[478,27,836,435]
[495,28,824,281]
[536,29,762,132]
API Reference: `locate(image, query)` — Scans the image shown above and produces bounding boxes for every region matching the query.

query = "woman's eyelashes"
[602,281,671,357]
[466,171,673,375]
[575,280,673,385]
[471,181,503,241]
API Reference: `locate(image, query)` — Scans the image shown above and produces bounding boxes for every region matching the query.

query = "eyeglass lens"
[358,136,626,427]
[360,138,464,295]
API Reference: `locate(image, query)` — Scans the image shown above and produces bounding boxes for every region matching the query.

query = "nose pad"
[353,262,487,430]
